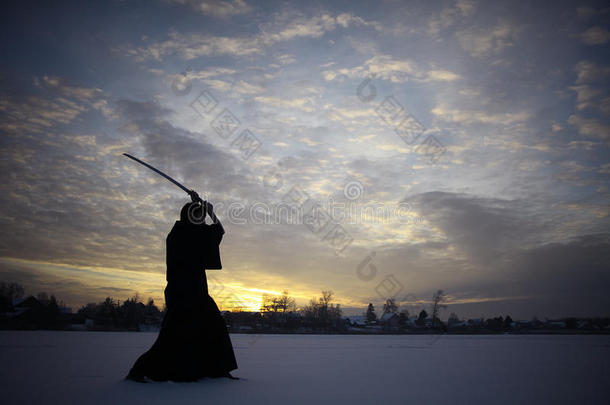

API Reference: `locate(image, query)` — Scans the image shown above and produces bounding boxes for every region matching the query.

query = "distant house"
[345,315,367,327]
[546,321,566,329]
[138,323,160,332]
[11,297,27,308]
[512,320,532,330]
[406,316,418,328]
[379,312,400,331]
[10,296,39,319]
[448,320,468,329]
[413,315,434,328]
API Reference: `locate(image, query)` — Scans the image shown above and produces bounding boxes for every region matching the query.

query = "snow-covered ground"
[0,331,608,404]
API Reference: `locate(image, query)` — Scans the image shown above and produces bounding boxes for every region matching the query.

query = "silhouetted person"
[126,192,238,382]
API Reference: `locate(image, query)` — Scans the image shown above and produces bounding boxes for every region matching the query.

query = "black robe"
[126,220,238,382]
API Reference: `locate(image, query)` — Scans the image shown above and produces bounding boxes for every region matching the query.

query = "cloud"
[576,6,597,19]
[0,76,107,134]
[569,61,610,115]
[0,93,258,283]
[326,106,375,121]
[233,80,266,95]
[322,55,461,84]
[569,85,603,110]
[254,96,316,112]
[166,0,252,17]
[114,99,258,196]
[599,163,610,175]
[600,97,610,115]
[260,14,337,43]
[272,53,297,66]
[259,12,380,43]
[336,13,381,30]
[125,31,263,61]
[427,0,477,37]
[456,21,516,57]
[567,115,610,141]
[581,26,610,45]
[391,192,610,315]
[362,55,417,81]
[0,257,166,308]
[0,96,86,133]
[404,192,542,263]
[259,12,380,45]
[574,61,610,84]
[375,144,409,154]
[124,12,378,61]
[115,99,173,121]
[505,234,610,315]
[431,105,530,125]
[34,75,101,100]
[456,0,477,17]
[426,70,461,82]
[182,67,237,81]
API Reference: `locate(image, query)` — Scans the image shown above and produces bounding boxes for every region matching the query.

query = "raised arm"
[205,201,224,234]
[188,190,224,234]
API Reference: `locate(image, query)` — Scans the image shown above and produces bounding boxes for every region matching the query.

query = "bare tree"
[302,291,342,330]
[275,290,296,313]
[260,293,275,313]
[36,292,49,304]
[430,290,447,329]
[0,282,24,301]
[382,298,398,315]
[260,291,297,329]
[0,282,25,312]
[260,291,296,314]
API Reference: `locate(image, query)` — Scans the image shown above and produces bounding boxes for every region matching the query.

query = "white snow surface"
[0,331,608,404]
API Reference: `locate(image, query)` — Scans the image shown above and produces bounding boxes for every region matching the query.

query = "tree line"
[0,282,163,331]
[75,295,164,331]
[2,281,609,333]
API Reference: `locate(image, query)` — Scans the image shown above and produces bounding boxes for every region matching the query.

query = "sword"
[122,153,192,196]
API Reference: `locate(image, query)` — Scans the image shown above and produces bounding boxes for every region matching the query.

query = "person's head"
[180,201,207,225]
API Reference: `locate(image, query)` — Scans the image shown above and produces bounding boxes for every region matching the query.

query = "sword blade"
[123,153,191,194]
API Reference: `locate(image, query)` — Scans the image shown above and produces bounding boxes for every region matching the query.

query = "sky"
[0,0,609,319]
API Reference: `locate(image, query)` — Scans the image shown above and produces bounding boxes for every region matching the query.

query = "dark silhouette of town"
[1,281,608,335]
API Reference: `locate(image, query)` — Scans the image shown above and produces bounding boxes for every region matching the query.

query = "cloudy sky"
[1,0,609,319]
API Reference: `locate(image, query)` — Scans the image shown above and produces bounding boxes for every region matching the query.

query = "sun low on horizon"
[1,0,609,320]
